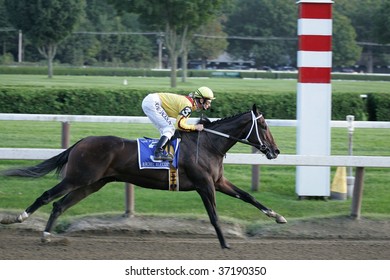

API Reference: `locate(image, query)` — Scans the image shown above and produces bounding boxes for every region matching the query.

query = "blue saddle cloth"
[137,138,180,170]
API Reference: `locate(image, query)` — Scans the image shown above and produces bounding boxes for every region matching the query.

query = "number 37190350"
[218,266,266,276]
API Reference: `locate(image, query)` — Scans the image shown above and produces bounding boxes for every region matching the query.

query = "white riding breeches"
[142,93,175,139]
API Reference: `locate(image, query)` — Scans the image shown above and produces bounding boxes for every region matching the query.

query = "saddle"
[137,136,180,191]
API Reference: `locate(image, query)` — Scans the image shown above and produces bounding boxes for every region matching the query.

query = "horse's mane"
[197,110,251,128]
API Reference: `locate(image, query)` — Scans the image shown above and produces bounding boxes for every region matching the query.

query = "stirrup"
[154,150,173,161]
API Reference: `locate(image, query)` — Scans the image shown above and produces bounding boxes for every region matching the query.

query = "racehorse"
[0,104,286,249]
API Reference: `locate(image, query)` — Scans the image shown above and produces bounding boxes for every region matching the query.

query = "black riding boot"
[154,136,173,161]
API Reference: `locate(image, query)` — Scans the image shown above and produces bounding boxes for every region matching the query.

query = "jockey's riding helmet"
[193,86,215,100]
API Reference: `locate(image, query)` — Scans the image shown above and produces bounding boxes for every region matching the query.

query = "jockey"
[142,86,215,161]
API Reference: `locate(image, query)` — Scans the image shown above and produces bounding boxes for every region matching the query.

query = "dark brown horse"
[1,104,286,249]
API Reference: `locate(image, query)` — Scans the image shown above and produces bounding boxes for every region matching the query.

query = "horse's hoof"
[221,243,231,250]
[275,214,287,224]
[16,211,29,223]
[0,211,28,224]
[40,232,70,246]
[265,210,287,224]
[41,231,52,243]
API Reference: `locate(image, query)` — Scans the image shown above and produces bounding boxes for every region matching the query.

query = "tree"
[334,0,383,72]
[376,0,390,43]
[374,0,390,67]
[190,18,228,69]
[224,0,297,68]
[108,0,228,88]
[5,0,85,78]
[0,0,17,61]
[181,18,228,82]
[332,11,361,67]
[58,0,154,67]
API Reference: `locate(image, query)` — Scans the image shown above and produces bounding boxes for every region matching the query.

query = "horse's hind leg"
[41,179,110,243]
[216,177,287,224]
[0,179,79,225]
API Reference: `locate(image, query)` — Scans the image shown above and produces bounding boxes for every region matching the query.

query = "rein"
[203,111,267,152]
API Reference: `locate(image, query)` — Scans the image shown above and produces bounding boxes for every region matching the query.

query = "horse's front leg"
[196,185,230,249]
[216,177,287,224]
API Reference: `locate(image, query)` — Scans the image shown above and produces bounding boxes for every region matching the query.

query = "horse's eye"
[259,123,267,130]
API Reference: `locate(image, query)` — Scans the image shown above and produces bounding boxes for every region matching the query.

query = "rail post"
[296,0,333,197]
[124,183,135,218]
[18,30,23,63]
[251,146,260,191]
[350,167,365,219]
[346,115,355,198]
[61,121,70,148]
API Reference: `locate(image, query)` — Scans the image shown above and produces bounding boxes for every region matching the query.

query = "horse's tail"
[1,139,83,178]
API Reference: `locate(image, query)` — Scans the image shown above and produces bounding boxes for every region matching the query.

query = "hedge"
[0,87,383,121]
[367,93,390,121]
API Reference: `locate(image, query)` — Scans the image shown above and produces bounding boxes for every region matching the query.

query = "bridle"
[203,111,268,152]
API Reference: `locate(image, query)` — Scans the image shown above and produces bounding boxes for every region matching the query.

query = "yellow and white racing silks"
[157,92,197,132]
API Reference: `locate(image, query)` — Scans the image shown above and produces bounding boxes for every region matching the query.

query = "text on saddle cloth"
[137,138,180,170]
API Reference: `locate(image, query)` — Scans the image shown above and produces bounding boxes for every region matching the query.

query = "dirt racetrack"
[1,212,390,260]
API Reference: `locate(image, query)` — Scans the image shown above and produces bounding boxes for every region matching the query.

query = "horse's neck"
[205,113,251,153]
[209,113,251,137]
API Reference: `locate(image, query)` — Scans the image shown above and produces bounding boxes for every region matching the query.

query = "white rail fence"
[1,113,390,219]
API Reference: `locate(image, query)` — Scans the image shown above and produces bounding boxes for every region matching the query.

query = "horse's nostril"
[275,149,280,155]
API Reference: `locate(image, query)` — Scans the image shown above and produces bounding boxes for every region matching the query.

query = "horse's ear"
[198,116,211,125]
[252,104,258,114]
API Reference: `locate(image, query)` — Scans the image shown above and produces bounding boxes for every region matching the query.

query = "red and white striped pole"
[296,0,333,197]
